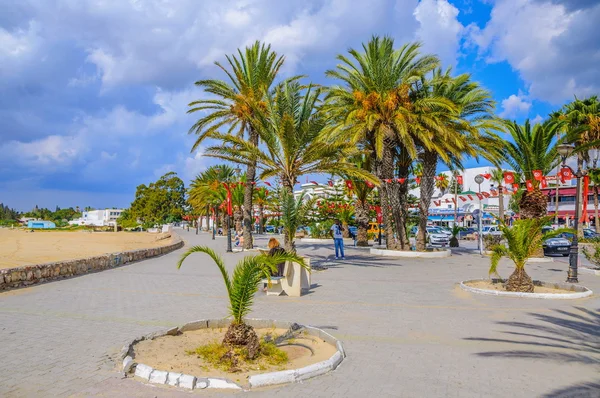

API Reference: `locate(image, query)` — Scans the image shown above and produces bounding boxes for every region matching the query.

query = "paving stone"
[178,374,196,389]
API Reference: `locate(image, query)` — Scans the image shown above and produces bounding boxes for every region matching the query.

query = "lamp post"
[475,174,484,255]
[558,143,581,283]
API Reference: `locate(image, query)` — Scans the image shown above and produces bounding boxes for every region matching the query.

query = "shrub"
[582,244,600,270]
[483,234,503,251]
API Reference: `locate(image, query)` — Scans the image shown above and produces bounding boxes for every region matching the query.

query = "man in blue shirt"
[330,220,345,259]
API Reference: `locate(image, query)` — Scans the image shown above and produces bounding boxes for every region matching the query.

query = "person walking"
[330,220,345,259]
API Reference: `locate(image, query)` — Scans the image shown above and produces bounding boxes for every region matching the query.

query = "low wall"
[0,234,184,291]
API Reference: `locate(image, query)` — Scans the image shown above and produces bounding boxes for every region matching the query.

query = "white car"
[418,227,450,247]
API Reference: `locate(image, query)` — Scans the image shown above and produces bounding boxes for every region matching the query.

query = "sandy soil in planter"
[132,327,337,386]
[464,280,578,294]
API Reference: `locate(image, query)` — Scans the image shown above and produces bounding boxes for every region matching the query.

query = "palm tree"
[177,246,303,358]
[204,81,375,249]
[489,217,551,292]
[279,191,315,252]
[325,36,440,250]
[503,120,561,219]
[435,173,450,196]
[490,168,506,222]
[188,41,286,250]
[254,187,270,234]
[413,69,502,251]
[346,157,374,246]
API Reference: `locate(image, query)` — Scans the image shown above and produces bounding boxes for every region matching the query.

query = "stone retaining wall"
[0,234,184,291]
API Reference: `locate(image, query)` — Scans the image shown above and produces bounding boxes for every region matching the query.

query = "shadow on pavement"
[465,307,600,397]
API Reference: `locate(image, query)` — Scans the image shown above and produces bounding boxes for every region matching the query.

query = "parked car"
[432,226,452,237]
[265,225,276,233]
[583,228,600,239]
[458,227,477,239]
[543,237,571,256]
[415,227,450,247]
[481,225,503,237]
[348,226,357,239]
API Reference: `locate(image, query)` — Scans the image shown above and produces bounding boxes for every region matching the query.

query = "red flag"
[541,176,548,189]
[583,175,590,222]
[263,181,272,187]
[526,180,534,192]
[398,178,406,184]
[415,177,421,185]
[385,179,392,183]
[310,181,319,185]
[435,176,443,181]
[328,180,334,187]
[366,181,375,188]
[482,191,491,198]
[533,170,543,181]
[459,196,467,202]
[513,183,519,191]
[345,180,354,190]
[504,171,515,185]
[483,173,491,179]
[560,167,572,182]
[467,194,474,200]
[434,200,441,206]
[457,175,463,185]
[375,206,382,223]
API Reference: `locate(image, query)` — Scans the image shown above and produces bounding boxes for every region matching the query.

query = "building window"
[559,197,575,203]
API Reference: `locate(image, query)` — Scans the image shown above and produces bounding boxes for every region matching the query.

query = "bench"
[261,257,311,297]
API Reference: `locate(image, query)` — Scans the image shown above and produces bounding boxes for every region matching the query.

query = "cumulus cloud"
[471,0,600,103]
[498,94,532,118]
[413,0,465,66]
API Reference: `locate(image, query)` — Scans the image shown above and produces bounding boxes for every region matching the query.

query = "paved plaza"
[1,231,599,397]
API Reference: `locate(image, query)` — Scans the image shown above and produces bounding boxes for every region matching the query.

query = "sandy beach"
[0,229,174,269]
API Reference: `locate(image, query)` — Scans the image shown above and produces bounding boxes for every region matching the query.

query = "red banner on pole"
[526,180,534,192]
[504,171,515,185]
[513,183,519,191]
[541,176,548,189]
[457,175,463,185]
[415,177,421,185]
[560,167,573,182]
[366,181,375,188]
[397,178,406,184]
[375,206,382,224]
[533,170,543,181]
[345,180,354,190]
[483,173,491,180]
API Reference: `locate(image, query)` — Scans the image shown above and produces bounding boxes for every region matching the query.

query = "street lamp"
[474,174,484,255]
[557,143,581,283]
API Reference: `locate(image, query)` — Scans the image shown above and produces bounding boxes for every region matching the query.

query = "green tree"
[279,191,315,251]
[435,173,450,195]
[325,37,440,250]
[489,217,552,292]
[177,246,304,358]
[188,42,286,250]
[503,120,561,219]
[490,168,506,222]
[129,172,186,225]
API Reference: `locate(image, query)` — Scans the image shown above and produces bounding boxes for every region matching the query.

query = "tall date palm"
[188,41,285,250]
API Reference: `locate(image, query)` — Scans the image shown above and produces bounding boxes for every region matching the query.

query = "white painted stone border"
[298,238,353,244]
[370,248,451,258]
[459,279,593,299]
[579,267,600,276]
[121,318,345,391]
[526,257,554,263]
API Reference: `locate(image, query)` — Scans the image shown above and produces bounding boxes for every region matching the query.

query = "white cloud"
[498,94,532,118]
[0,21,41,77]
[471,0,600,103]
[1,135,86,170]
[531,114,544,124]
[413,0,465,66]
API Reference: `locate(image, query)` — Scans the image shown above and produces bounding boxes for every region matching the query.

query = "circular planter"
[526,257,554,263]
[120,318,345,391]
[298,238,333,244]
[460,279,593,299]
[370,248,451,258]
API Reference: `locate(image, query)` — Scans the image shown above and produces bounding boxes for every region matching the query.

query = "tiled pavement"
[1,231,599,397]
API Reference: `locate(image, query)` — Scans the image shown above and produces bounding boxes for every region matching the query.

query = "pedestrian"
[263,238,286,292]
[330,220,345,259]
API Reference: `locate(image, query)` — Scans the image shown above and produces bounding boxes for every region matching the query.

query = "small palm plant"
[280,190,315,252]
[449,225,463,247]
[177,246,304,359]
[488,217,551,292]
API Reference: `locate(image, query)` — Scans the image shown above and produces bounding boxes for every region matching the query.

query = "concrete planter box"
[123,318,346,391]
[370,248,451,258]
[459,279,593,299]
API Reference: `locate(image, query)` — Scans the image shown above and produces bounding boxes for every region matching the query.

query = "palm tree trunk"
[374,141,401,250]
[397,164,411,249]
[355,200,369,247]
[505,266,534,293]
[282,180,296,253]
[242,129,258,249]
[416,151,437,251]
[342,221,350,238]
[259,204,264,234]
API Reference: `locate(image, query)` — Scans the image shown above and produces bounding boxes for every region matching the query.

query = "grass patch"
[187,340,288,372]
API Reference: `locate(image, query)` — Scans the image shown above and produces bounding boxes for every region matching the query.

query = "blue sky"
[1,0,598,211]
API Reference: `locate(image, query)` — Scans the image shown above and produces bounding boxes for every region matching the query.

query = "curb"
[459,279,593,299]
[370,248,451,258]
[122,318,345,391]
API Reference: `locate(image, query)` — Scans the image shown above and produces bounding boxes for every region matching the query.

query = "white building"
[69,209,124,226]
